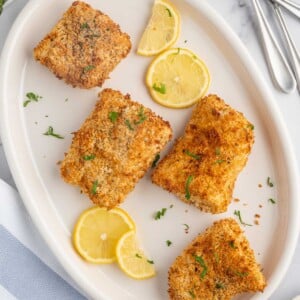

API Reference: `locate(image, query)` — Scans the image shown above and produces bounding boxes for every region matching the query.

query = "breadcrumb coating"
[152,94,254,214]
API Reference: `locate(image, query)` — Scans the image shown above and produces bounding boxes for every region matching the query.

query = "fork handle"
[271,0,300,19]
[272,4,300,93]
[251,0,296,93]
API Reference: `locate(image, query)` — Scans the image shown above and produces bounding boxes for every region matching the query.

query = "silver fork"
[271,0,300,18]
[251,0,296,93]
[270,1,300,93]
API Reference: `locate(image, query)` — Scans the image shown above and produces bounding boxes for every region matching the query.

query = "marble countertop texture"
[0,0,299,299]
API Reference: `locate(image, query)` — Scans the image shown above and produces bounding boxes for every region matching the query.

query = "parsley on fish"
[185,175,194,200]
[151,154,160,168]
[43,126,64,139]
[83,65,95,72]
[109,111,119,123]
[83,154,96,161]
[91,180,99,195]
[134,107,147,125]
[125,119,134,130]
[194,255,208,279]
[184,150,200,160]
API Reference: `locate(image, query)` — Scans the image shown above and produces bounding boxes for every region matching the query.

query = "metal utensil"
[271,2,300,93]
[271,0,300,18]
[251,0,296,93]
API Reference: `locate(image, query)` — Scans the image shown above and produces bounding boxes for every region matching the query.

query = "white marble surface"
[0,0,299,299]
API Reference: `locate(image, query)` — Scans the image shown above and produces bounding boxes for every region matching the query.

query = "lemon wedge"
[116,230,156,279]
[72,207,135,264]
[146,48,211,108]
[137,0,180,56]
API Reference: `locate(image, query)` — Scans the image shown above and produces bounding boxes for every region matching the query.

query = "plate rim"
[0,0,299,299]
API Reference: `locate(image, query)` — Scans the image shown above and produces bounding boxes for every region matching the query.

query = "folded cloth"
[0,179,86,300]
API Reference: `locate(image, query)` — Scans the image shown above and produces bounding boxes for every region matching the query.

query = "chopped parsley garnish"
[215,282,224,289]
[183,223,190,234]
[109,111,119,123]
[23,92,43,107]
[188,290,196,298]
[215,147,221,156]
[147,259,154,264]
[176,47,181,54]
[152,83,166,94]
[154,208,167,220]
[152,154,160,168]
[184,150,200,160]
[134,107,147,125]
[83,154,96,161]
[185,175,194,200]
[0,0,6,15]
[166,7,172,17]
[166,240,172,247]
[80,22,90,29]
[234,210,252,226]
[248,123,255,130]
[135,253,142,258]
[125,119,134,130]
[229,241,236,249]
[235,271,248,277]
[43,126,64,139]
[214,159,225,165]
[83,65,95,72]
[91,180,99,195]
[267,177,274,187]
[194,255,208,279]
[269,198,276,204]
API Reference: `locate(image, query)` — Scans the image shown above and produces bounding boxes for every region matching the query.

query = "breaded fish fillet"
[34,1,131,89]
[60,89,172,207]
[152,94,254,214]
[168,218,266,300]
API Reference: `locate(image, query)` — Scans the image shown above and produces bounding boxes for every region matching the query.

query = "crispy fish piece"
[152,94,254,214]
[168,218,266,300]
[60,89,172,207]
[34,1,131,89]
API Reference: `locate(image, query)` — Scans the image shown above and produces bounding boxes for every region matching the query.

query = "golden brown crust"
[34,1,131,89]
[152,94,254,214]
[168,218,266,300]
[60,89,172,207]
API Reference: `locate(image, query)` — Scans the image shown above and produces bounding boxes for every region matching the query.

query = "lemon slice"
[73,207,135,264]
[146,48,211,108]
[137,0,180,56]
[116,230,156,279]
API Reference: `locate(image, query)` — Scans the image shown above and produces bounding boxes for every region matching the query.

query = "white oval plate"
[0,0,299,299]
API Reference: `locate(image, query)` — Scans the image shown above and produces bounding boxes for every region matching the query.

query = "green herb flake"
[184,40,188,43]
[176,47,181,55]
[65,98,69,102]
[43,126,64,139]
[166,7,172,17]
[147,259,154,264]
[269,198,276,204]
[23,92,43,107]
[214,159,225,165]
[194,255,208,279]
[169,204,174,208]
[188,290,196,299]
[152,154,160,168]
[235,271,248,277]
[183,223,190,234]
[80,22,90,29]
[109,111,119,123]
[234,210,252,227]
[83,154,96,161]
[83,65,95,72]
[0,0,6,15]
[154,208,167,220]
[91,180,99,195]
[215,147,221,156]
[215,282,224,289]
[185,175,194,200]
[152,83,166,94]
[166,240,172,247]
[135,253,142,259]
[184,150,201,160]
[229,241,236,249]
[125,119,134,131]
[134,107,147,125]
[248,123,255,130]
[267,177,274,187]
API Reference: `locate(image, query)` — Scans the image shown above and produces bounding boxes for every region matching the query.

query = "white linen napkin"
[0,179,86,300]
